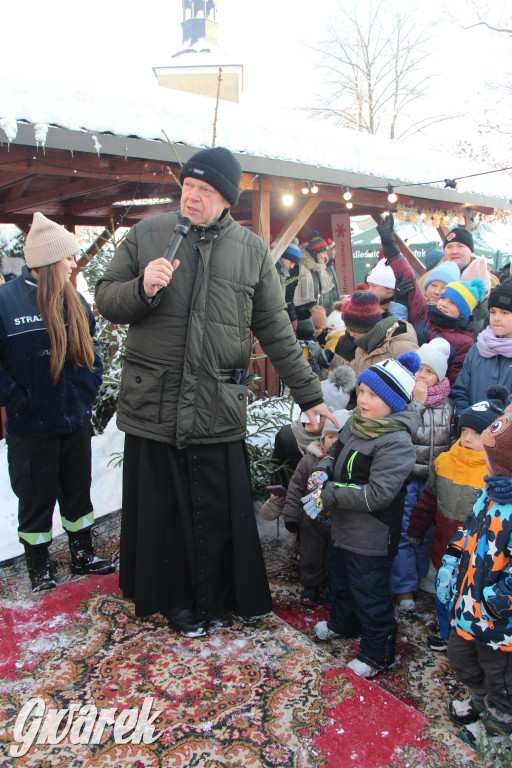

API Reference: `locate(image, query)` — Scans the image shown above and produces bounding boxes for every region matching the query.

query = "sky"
[1,0,510,151]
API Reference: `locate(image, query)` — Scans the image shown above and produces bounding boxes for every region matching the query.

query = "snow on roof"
[0,75,510,203]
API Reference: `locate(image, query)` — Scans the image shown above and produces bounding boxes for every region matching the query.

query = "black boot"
[24,544,57,592]
[68,528,115,575]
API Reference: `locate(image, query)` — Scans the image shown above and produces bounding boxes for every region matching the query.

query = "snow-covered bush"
[82,232,127,435]
[246,395,297,500]
[0,227,25,280]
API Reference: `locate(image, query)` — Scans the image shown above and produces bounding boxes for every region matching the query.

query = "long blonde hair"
[36,262,95,385]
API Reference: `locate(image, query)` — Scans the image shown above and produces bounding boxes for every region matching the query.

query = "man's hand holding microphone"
[143,217,191,298]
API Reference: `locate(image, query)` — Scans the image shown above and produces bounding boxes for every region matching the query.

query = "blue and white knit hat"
[424,261,460,291]
[357,352,421,412]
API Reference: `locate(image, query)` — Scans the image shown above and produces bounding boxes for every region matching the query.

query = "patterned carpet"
[0,510,480,767]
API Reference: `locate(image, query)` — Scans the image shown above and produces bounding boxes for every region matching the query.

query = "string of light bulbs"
[283,164,511,209]
[292,164,512,205]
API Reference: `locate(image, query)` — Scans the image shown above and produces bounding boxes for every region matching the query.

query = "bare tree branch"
[305,0,440,140]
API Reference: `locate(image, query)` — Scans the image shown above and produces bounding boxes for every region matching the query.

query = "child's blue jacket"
[449,486,512,650]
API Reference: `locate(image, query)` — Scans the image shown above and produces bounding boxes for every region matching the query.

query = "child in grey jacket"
[303,353,422,678]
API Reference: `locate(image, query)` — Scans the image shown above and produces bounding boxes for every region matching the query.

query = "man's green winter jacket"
[96,211,322,448]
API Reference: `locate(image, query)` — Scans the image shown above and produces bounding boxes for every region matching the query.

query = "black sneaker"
[300,587,319,607]
[428,634,448,652]
[448,698,484,726]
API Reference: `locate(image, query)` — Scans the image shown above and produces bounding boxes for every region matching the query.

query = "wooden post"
[252,189,270,243]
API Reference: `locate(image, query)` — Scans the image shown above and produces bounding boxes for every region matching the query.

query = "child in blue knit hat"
[304,352,423,679]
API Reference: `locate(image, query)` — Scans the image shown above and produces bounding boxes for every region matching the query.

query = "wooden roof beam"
[270,196,322,261]
[0,145,174,183]
[243,174,495,217]
[4,177,34,203]
[0,179,118,214]
[0,213,127,228]
[0,172,36,194]
[66,184,140,215]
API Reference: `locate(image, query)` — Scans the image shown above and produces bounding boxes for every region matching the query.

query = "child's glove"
[307,470,329,492]
[394,273,415,305]
[301,487,324,519]
[436,554,459,606]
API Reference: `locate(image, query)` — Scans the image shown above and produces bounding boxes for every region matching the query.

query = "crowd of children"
[264,220,512,752]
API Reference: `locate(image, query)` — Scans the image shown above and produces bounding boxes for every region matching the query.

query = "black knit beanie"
[444,227,474,252]
[458,385,508,435]
[488,277,512,312]
[179,147,242,205]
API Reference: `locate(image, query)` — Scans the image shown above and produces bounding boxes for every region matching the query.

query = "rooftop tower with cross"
[153,0,243,103]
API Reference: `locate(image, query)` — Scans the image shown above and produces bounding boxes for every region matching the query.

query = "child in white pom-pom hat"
[390,337,455,612]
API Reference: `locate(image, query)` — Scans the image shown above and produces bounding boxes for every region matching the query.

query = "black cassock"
[120,435,272,621]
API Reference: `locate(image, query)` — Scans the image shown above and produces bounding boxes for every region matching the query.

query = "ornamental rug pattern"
[0,512,479,767]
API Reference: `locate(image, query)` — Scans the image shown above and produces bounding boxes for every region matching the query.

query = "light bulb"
[311,183,319,194]
[387,184,397,204]
[283,193,293,206]
[343,186,352,201]
[346,201,353,209]
[301,185,309,195]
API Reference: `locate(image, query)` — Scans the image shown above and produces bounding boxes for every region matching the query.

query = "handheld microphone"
[163,217,191,263]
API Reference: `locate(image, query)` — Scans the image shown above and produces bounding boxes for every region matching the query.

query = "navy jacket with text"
[0,266,103,438]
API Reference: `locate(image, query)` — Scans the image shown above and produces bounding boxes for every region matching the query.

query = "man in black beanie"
[96,146,336,638]
[443,227,475,270]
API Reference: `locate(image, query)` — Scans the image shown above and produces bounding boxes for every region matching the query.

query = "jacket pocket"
[119,356,168,424]
[235,289,253,343]
[210,380,248,436]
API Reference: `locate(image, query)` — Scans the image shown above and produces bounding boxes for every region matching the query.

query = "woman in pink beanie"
[0,212,113,592]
